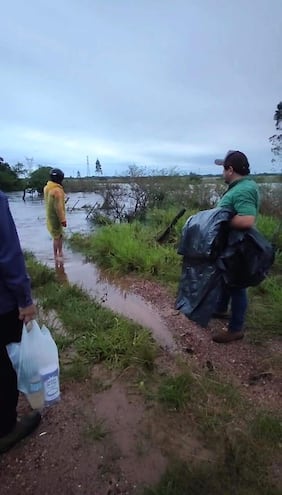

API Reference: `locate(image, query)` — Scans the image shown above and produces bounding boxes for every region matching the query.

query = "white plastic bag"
[6,342,21,373]
[17,320,60,409]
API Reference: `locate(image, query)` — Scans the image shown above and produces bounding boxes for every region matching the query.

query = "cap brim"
[214,158,224,165]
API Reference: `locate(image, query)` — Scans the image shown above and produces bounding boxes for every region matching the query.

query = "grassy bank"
[25,254,281,494]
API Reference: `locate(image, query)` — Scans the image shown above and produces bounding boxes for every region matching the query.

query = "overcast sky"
[1,0,281,176]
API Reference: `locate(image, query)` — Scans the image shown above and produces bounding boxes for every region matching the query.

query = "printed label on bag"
[40,366,60,403]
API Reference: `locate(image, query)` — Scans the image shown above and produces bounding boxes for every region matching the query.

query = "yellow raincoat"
[44,181,66,239]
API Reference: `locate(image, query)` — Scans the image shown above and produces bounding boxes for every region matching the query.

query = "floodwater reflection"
[55,261,69,284]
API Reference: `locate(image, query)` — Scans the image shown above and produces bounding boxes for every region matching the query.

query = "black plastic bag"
[218,229,275,288]
[178,208,234,259]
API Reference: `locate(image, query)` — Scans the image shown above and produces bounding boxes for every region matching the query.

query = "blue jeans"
[216,287,247,332]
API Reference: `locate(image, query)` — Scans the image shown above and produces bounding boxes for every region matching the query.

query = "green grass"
[256,215,282,249]
[148,372,281,494]
[157,373,194,411]
[61,357,90,382]
[52,334,76,352]
[69,223,182,289]
[143,422,282,494]
[24,251,55,287]
[82,417,109,442]
[250,411,282,446]
[247,272,282,342]
[142,455,280,495]
[155,371,243,439]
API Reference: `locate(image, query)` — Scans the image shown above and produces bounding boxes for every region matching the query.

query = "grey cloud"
[1,0,281,174]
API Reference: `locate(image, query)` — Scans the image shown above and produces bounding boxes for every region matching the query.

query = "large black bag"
[176,208,234,326]
[177,207,233,259]
[176,208,275,327]
[217,229,275,288]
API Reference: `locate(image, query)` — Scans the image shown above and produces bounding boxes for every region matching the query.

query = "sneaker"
[212,330,244,344]
[0,411,41,454]
[212,312,230,320]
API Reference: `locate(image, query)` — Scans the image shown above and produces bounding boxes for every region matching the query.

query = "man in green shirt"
[212,150,259,343]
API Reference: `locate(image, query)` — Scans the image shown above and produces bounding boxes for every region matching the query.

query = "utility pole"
[95,158,103,175]
[86,155,90,177]
[25,157,34,174]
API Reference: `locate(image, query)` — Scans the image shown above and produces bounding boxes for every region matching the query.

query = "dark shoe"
[0,411,41,454]
[212,312,230,320]
[212,330,244,344]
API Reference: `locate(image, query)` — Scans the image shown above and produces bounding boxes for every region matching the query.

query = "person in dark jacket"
[212,150,259,343]
[0,191,41,454]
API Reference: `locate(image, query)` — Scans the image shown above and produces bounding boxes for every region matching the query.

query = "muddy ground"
[0,277,281,495]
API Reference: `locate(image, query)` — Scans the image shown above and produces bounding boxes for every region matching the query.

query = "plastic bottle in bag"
[40,325,60,406]
[40,364,60,406]
[26,374,44,410]
[18,321,60,409]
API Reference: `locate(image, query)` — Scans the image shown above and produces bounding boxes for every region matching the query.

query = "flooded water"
[7,192,175,350]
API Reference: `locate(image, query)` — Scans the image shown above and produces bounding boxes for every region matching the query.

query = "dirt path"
[129,278,282,410]
[0,364,209,495]
[0,276,281,494]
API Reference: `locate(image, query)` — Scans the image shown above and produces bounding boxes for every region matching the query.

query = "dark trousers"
[0,308,23,437]
[216,287,248,332]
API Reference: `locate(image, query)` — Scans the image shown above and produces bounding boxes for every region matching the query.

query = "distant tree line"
[0,159,52,194]
[0,158,27,191]
[1,108,281,195]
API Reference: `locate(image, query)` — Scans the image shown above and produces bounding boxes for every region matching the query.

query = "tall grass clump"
[69,222,182,288]
[259,184,282,218]
[256,215,282,249]
[157,373,194,411]
[247,215,282,342]
[247,265,282,342]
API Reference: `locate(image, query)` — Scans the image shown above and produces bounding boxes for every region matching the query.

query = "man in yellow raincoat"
[44,168,67,261]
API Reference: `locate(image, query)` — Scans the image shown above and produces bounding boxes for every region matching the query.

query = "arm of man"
[230,185,258,229]
[0,194,36,322]
[230,215,256,229]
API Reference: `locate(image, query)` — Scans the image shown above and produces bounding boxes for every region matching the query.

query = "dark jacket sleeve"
[0,193,33,308]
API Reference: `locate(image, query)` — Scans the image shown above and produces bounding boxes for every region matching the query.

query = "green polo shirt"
[217,177,259,216]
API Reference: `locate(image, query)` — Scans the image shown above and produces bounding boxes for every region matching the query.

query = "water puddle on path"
[57,249,176,350]
[8,192,176,350]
